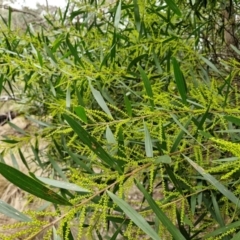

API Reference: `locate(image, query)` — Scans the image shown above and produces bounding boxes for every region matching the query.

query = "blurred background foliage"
[0,0,240,239]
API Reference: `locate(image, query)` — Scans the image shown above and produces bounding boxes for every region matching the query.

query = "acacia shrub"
[0,0,240,239]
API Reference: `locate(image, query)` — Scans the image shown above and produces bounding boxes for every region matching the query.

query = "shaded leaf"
[124,94,132,117]
[165,0,182,16]
[63,114,122,173]
[133,0,141,32]
[224,115,240,126]
[139,65,154,110]
[172,57,187,104]
[0,163,72,206]
[48,155,68,182]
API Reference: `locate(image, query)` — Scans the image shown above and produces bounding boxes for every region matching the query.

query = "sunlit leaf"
[200,56,221,74]
[37,177,90,193]
[155,155,172,164]
[89,81,113,118]
[144,121,153,157]
[0,199,32,222]
[114,0,122,28]
[66,87,71,109]
[106,125,117,144]
[107,191,161,240]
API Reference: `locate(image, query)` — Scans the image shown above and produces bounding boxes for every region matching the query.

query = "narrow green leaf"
[63,114,122,172]
[89,81,113,118]
[0,74,4,95]
[7,7,12,30]
[37,177,90,193]
[44,43,57,64]
[164,0,182,16]
[212,157,238,163]
[66,87,71,109]
[53,226,62,240]
[199,130,213,139]
[26,116,51,127]
[203,220,240,239]
[31,44,43,67]
[135,180,186,240]
[107,191,161,240]
[66,34,84,67]
[127,54,148,71]
[0,199,32,222]
[172,57,187,104]
[124,94,132,117]
[106,126,117,144]
[48,155,68,182]
[197,181,203,206]
[155,155,172,164]
[138,65,154,110]
[10,151,19,169]
[224,115,240,126]
[211,193,225,227]
[61,1,70,24]
[30,143,43,168]
[190,195,197,215]
[195,103,211,133]
[215,129,240,133]
[64,147,93,173]
[170,114,201,147]
[18,148,30,171]
[0,163,72,206]
[170,118,190,153]
[230,44,240,55]
[62,221,74,240]
[230,230,240,240]
[8,121,28,135]
[49,80,57,97]
[114,0,122,28]
[184,155,240,207]
[152,52,163,74]
[74,106,88,123]
[133,0,141,32]
[200,56,221,74]
[144,122,153,157]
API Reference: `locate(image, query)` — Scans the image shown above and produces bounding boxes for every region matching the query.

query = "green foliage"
[0,0,240,239]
